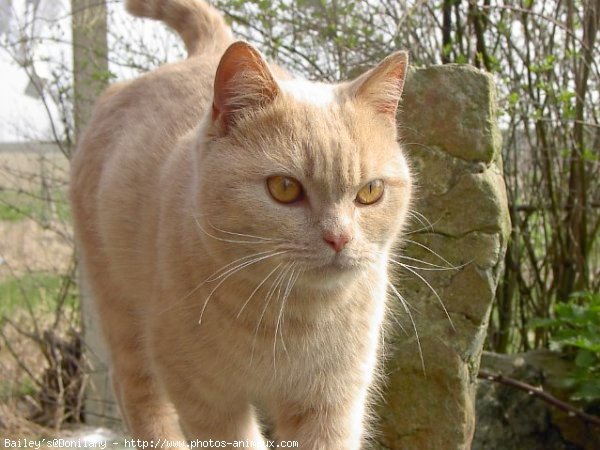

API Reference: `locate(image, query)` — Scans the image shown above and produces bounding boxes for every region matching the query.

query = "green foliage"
[530,292,600,402]
[582,148,598,162]
[529,54,556,73]
[558,89,576,119]
[91,69,117,83]
[214,0,392,80]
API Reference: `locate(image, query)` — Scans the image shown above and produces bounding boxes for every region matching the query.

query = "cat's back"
[70,54,218,288]
[72,54,215,195]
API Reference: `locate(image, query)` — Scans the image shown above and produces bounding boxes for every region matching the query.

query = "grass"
[0,189,71,223]
[0,377,36,399]
[0,273,74,320]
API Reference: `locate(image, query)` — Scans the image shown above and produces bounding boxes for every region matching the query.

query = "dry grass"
[0,219,72,281]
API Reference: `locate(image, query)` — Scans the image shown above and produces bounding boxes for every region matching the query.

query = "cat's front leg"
[155,370,268,450]
[273,395,368,450]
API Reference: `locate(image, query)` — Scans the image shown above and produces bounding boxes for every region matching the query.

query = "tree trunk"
[559,0,600,300]
[71,0,117,427]
[72,0,109,142]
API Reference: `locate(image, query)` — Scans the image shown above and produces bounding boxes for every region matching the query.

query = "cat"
[70,0,411,448]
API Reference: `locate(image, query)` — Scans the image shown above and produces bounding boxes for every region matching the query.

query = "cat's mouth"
[306,253,364,273]
[295,257,365,289]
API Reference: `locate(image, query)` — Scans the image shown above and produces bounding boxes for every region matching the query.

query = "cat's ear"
[347,51,408,125]
[212,41,279,133]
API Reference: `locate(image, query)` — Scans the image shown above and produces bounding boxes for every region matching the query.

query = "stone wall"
[373,65,510,449]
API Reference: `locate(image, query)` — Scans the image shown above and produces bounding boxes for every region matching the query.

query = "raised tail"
[126,0,234,56]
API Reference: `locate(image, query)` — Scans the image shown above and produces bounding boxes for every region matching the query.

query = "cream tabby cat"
[70,0,411,448]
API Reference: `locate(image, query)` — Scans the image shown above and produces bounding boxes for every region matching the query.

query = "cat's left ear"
[347,51,408,125]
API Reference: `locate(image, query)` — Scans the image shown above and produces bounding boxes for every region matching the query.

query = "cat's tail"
[125,0,234,56]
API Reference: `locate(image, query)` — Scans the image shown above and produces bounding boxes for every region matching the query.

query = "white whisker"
[236,262,283,319]
[388,253,463,270]
[274,264,298,360]
[408,210,435,230]
[271,263,295,370]
[206,219,284,242]
[193,215,278,245]
[198,251,288,326]
[405,215,443,235]
[389,310,409,337]
[392,261,460,272]
[250,262,291,367]
[387,281,425,374]
[406,212,430,232]
[392,260,455,331]
[205,250,282,283]
[160,251,284,317]
[403,238,455,267]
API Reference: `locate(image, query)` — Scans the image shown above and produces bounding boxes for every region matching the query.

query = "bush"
[530,292,600,402]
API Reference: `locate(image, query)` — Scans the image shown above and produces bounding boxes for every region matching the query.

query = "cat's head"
[194,42,411,288]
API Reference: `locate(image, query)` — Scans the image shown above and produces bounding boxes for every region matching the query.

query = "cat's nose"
[323,231,352,252]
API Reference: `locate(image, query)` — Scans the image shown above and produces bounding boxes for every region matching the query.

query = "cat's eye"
[267,176,304,204]
[356,179,384,205]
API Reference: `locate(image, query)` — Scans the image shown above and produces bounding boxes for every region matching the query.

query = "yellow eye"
[267,176,303,204]
[356,179,384,205]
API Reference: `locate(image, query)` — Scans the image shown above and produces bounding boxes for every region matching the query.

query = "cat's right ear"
[346,51,409,126]
[212,41,280,134]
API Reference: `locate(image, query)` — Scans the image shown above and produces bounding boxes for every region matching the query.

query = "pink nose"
[323,232,351,252]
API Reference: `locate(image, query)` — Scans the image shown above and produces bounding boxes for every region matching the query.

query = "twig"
[0,258,43,342]
[478,369,600,428]
[3,316,44,344]
[53,254,77,329]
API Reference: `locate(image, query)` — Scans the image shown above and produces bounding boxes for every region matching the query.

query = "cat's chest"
[254,305,383,401]
[152,279,385,399]
[236,292,381,372]
[210,283,378,346]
